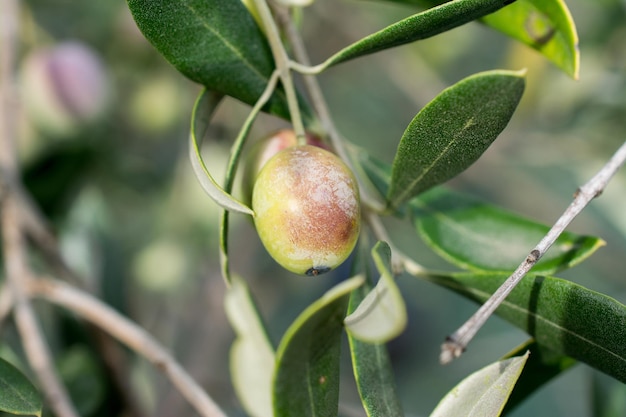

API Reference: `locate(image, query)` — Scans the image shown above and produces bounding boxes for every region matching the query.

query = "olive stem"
[440,140,626,365]
[251,0,306,143]
[27,277,228,417]
[272,5,387,213]
[220,69,281,283]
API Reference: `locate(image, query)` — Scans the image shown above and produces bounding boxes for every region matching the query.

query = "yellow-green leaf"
[225,275,275,417]
[430,352,529,417]
[344,241,407,343]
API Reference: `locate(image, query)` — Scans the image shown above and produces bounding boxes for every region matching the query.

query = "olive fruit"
[252,145,360,276]
[20,41,110,136]
[241,129,327,205]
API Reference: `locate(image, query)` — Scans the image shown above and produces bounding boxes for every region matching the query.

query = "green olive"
[252,145,360,276]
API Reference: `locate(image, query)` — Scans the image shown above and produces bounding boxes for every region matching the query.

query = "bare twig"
[1,1,79,416]
[28,277,227,417]
[2,202,80,417]
[0,283,14,330]
[440,140,626,364]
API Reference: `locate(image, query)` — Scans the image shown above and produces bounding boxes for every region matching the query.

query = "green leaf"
[225,275,275,417]
[430,351,529,417]
[126,0,293,119]
[0,357,42,416]
[322,0,515,69]
[387,69,525,210]
[347,282,403,417]
[367,0,579,78]
[482,0,579,79]
[411,188,604,273]
[273,276,364,417]
[592,371,626,417]
[189,89,254,215]
[58,347,106,417]
[501,340,577,413]
[344,241,407,343]
[424,272,626,382]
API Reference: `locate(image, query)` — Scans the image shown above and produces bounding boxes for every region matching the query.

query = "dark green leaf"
[387,69,525,209]
[127,0,292,119]
[366,0,579,78]
[58,347,106,416]
[0,357,42,416]
[273,276,364,417]
[347,282,403,417]
[430,351,529,417]
[323,0,515,68]
[411,188,604,273]
[501,340,577,413]
[424,272,626,382]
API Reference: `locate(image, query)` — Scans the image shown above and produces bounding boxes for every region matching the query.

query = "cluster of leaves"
[5,0,623,416]
[120,0,626,416]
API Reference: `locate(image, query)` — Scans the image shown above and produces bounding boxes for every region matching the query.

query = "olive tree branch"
[27,277,228,417]
[440,140,626,364]
[1,1,79,415]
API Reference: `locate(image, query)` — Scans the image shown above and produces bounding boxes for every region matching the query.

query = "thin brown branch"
[1,200,80,417]
[1,1,79,415]
[0,283,14,331]
[28,277,228,417]
[440,140,626,364]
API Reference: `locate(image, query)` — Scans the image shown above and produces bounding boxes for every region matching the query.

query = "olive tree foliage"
[1,0,626,416]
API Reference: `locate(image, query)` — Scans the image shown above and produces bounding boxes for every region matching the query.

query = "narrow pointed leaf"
[345,241,407,343]
[425,272,626,382]
[323,0,515,69]
[365,0,579,78]
[190,90,254,215]
[387,70,525,210]
[273,276,364,417]
[501,340,577,413]
[347,282,403,417]
[0,357,43,416]
[127,0,293,118]
[430,351,529,417]
[225,275,275,417]
[411,188,604,273]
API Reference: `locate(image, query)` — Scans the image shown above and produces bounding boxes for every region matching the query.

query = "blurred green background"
[2,0,626,416]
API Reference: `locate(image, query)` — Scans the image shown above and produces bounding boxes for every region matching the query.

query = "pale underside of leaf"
[430,351,529,417]
[344,241,407,343]
[189,90,254,215]
[225,275,275,417]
